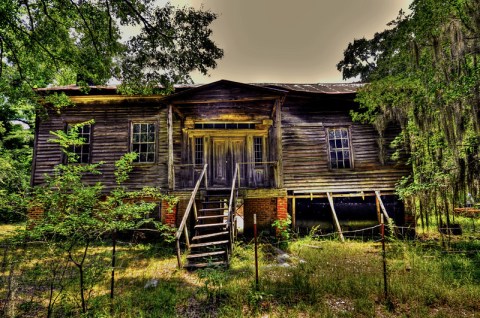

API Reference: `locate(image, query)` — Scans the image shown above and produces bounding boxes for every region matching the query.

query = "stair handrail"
[175,163,208,268]
[227,163,240,252]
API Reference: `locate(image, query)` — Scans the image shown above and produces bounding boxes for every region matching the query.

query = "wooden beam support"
[375,191,391,222]
[275,96,286,188]
[287,191,396,199]
[292,197,296,230]
[326,192,345,242]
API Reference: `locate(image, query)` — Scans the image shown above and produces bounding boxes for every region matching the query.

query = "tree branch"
[120,0,154,33]
[23,0,35,32]
[105,0,113,42]
[69,0,101,56]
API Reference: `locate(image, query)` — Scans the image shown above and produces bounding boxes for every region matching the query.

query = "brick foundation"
[161,200,178,227]
[27,206,44,229]
[276,197,288,220]
[243,197,288,236]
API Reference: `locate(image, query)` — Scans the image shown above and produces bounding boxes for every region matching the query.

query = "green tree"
[0,0,223,222]
[29,122,176,315]
[337,0,480,229]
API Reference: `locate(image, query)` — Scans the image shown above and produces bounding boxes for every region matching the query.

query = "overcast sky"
[141,0,412,84]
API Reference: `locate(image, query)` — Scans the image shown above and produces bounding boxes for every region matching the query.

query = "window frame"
[65,122,93,164]
[130,122,157,164]
[253,136,265,166]
[194,137,204,165]
[326,127,354,169]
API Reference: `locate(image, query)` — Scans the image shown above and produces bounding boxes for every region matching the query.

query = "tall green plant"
[28,121,177,315]
[338,0,480,229]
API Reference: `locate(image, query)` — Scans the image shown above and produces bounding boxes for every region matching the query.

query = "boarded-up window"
[68,124,91,163]
[327,128,352,169]
[132,123,156,163]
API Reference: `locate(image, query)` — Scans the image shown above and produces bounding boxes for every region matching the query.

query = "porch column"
[168,104,174,190]
[274,97,285,188]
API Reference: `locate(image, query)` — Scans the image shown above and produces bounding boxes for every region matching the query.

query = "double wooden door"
[211,137,246,187]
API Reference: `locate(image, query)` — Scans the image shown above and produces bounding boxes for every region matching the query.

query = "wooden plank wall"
[33,101,169,192]
[282,96,408,192]
[170,85,279,104]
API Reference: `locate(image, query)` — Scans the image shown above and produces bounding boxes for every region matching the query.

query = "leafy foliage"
[26,122,177,314]
[338,0,480,228]
[0,0,222,223]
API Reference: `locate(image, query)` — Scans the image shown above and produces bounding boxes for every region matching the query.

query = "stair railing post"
[193,200,198,221]
[175,164,207,268]
[184,222,190,250]
[204,163,208,190]
[176,239,182,268]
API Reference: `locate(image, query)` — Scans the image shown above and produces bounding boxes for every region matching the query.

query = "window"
[131,123,155,163]
[195,137,204,165]
[254,137,263,164]
[327,128,352,169]
[68,123,91,163]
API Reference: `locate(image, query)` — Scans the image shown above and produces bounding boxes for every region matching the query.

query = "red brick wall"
[161,200,177,227]
[244,197,288,235]
[276,197,288,220]
[27,206,44,229]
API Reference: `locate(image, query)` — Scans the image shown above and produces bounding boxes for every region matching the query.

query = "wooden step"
[192,231,229,241]
[186,250,226,259]
[202,200,226,205]
[195,223,226,230]
[204,194,229,198]
[199,207,227,212]
[185,261,227,269]
[190,240,229,249]
[198,215,226,220]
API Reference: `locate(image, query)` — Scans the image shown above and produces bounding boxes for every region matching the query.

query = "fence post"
[381,214,388,300]
[254,214,259,290]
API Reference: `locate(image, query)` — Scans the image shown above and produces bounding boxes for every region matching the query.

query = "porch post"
[275,97,285,188]
[168,104,174,190]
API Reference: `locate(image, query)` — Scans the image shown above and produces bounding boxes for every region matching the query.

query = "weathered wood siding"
[282,95,408,192]
[33,101,168,192]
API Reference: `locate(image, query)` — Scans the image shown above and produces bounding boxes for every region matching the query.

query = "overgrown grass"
[1,223,479,317]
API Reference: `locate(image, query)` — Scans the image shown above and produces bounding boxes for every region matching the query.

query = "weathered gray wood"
[175,164,208,240]
[186,250,226,259]
[192,231,229,241]
[197,215,226,220]
[326,192,345,242]
[281,96,407,193]
[194,223,226,229]
[189,240,229,248]
[33,103,168,192]
[168,104,174,190]
[275,97,285,188]
[375,191,391,221]
[184,261,226,269]
[292,197,296,229]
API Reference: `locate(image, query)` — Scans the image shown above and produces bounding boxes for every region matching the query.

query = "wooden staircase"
[185,190,231,269]
[175,164,240,270]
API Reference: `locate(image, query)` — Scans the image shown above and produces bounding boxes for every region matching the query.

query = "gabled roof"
[160,79,287,104]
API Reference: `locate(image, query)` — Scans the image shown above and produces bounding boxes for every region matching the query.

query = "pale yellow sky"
[130,0,413,84]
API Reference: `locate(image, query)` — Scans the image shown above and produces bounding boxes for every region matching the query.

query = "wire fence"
[1,223,479,317]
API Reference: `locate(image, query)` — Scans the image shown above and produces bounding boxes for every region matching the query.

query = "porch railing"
[172,164,208,190]
[226,163,240,253]
[237,161,279,188]
[172,161,279,190]
[175,164,208,268]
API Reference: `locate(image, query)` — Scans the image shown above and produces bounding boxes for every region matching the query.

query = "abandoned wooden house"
[31,80,411,267]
